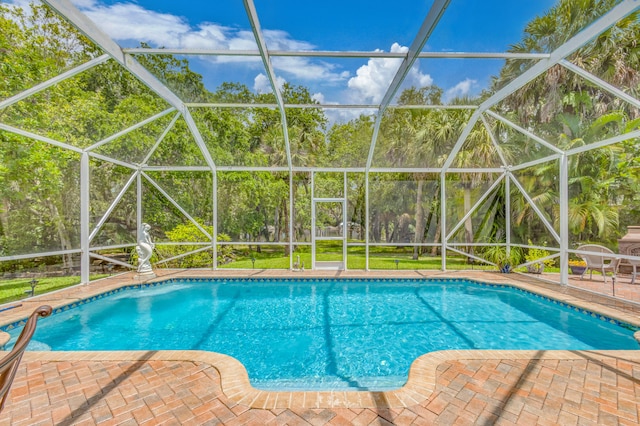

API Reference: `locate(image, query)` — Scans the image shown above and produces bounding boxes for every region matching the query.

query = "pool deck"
[0,269,639,425]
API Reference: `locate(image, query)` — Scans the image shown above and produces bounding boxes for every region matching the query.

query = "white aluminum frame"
[0,0,637,298]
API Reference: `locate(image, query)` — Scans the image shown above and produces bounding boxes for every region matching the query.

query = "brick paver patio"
[0,270,639,425]
[0,351,638,425]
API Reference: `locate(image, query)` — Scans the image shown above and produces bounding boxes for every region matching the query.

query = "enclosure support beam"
[365,0,451,170]
[440,171,447,271]
[506,170,511,257]
[89,171,138,243]
[365,170,370,271]
[485,110,563,155]
[481,0,640,111]
[88,152,138,170]
[290,173,294,270]
[560,60,640,110]
[445,173,506,242]
[511,154,563,172]
[440,111,481,172]
[441,0,640,173]
[311,172,316,269]
[566,129,640,156]
[509,174,561,244]
[125,47,551,60]
[0,124,83,154]
[181,109,217,173]
[80,152,90,284]
[187,102,475,110]
[42,0,173,104]
[0,54,110,111]
[42,0,217,174]
[86,108,176,152]
[344,171,348,271]
[142,173,212,239]
[90,253,134,269]
[142,112,182,165]
[137,171,142,255]
[213,171,218,270]
[559,154,569,285]
[243,0,293,171]
[480,114,508,167]
[155,246,211,266]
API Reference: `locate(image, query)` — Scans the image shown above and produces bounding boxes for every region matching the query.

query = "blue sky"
[58,0,556,117]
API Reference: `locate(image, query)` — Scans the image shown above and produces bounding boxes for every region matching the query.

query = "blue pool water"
[8,278,639,390]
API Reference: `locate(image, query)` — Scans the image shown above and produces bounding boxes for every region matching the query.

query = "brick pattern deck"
[0,270,639,424]
[1,352,638,425]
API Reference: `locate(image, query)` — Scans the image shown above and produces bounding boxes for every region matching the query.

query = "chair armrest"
[0,305,52,412]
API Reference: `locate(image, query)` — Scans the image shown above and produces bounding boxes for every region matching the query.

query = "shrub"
[155,221,232,268]
[525,240,554,267]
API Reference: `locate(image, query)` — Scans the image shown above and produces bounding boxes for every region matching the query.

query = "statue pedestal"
[135,271,156,281]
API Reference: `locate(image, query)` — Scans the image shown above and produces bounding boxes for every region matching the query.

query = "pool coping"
[2,274,640,332]
[2,270,640,409]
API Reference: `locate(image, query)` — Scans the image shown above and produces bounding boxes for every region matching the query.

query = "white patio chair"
[576,244,620,284]
[622,257,640,285]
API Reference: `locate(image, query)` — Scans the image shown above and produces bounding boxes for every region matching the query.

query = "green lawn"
[0,251,561,306]
[219,248,497,271]
[0,275,109,305]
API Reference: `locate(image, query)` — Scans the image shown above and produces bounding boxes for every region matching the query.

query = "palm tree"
[487,0,640,250]
[447,106,514,259]
[495,0,640,125]
[380,86,468,259]
[558,112,624,241]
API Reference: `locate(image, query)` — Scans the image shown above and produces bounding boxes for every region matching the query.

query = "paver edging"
[3,272,639,332]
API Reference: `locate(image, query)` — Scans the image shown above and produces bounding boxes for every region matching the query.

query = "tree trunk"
[372,215,380,242]
[274,205,280,243]
[47,200,73,269]
[387,220,395,243]
[0,199,9,245]
[431,221,440,256]
[383,220,390,243]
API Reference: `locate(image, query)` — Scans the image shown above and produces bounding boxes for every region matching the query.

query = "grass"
[1,247,564,306]
[219,248,497,271]
[0,274,109,305]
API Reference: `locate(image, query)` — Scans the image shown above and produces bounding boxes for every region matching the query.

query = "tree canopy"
[1,1,639,270]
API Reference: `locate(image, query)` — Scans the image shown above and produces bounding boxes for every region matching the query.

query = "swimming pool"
[7,278,639,390]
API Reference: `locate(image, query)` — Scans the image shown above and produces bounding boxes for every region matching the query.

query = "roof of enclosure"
[2,0,640,173]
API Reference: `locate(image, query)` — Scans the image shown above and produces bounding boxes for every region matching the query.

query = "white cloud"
[254,73,286,94]
[70,0,98,7]
[78,3,233,49]
[307,93,368,127]
[272,57,350,83]
[445,78,477,101]
[347,43,432,104]
[312,92,325,104]
[263,29,315,51]
[325,108,377,128]
[69,1,351,83]
[413,70,434,88]
[70,2,297,54]
[24,0,443,109]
